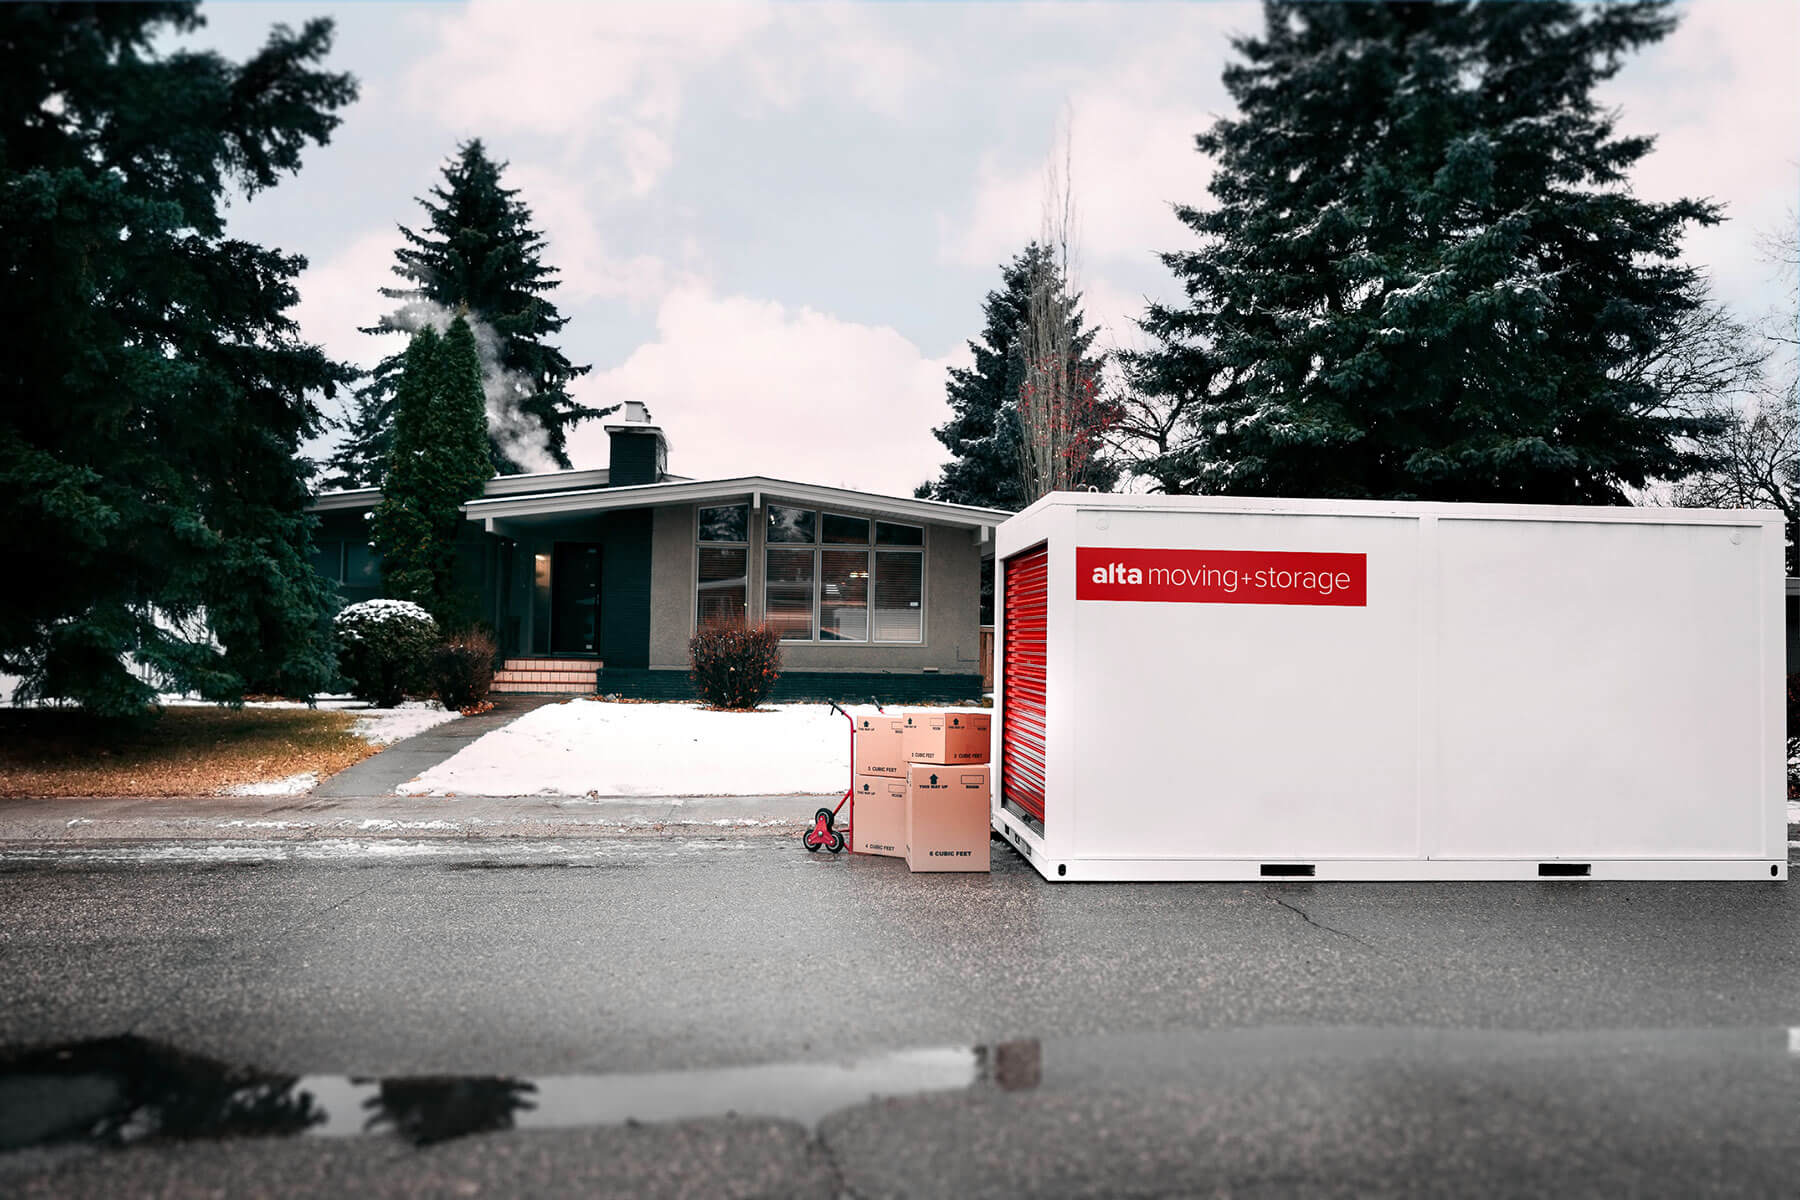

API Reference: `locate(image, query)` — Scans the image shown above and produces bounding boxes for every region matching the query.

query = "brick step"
[492,679,593,695]
[501,658,602,672]
[493,673,596,686]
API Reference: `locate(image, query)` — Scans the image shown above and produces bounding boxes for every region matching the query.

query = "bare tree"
[1621,288,1767,421]
[1673,225,1800,571]
[1017,121,1116,503]
[1108,330,1242,494]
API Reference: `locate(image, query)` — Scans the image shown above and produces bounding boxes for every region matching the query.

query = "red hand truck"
[802,698,881,855]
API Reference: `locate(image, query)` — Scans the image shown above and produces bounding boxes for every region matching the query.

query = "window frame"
[749,507,926,646]
[694,502,751,633]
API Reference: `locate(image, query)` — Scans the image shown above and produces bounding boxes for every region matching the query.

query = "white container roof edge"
[1007,490,1783,530]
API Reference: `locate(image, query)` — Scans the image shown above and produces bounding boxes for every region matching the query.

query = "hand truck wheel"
[804,807,840,853]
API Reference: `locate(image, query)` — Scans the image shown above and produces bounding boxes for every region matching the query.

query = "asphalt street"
[2,835,1796,1196]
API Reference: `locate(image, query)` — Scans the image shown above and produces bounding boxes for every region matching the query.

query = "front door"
[550,542,603,655]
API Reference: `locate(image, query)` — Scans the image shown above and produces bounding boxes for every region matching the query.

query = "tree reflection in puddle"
[0,1035,323,1150]
[359,1076,538,1146]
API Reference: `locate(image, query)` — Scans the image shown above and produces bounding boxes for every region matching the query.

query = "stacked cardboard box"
[850,709,993,870]
[851,715,907,857]
[903,710,992,873]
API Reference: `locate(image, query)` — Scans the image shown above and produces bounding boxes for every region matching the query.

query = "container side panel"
[1002,545,1049,824]
[1070,510,1421,859]
[1435,519,1766,858]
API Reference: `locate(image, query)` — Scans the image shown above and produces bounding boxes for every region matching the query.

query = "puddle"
[5,1026,1788,1158]
[0,1035,1041,1153]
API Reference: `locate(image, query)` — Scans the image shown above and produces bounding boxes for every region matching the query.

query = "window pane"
[822,513,870,544]
[345,542,380,585]
[697,546,747,630]
[819,549,869,641]
[765,548,815,640]
[876,521,923,546]
[767,505,816,544]
[309,540,342,582]
[699,504,748,543]
[873,551,922,642]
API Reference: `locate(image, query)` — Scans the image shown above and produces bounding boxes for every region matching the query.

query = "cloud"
[1603,0,1800,315]
[941,7,1248,272]
[404,3,772,196]
[565,288,964,496]
[404,2,925,197]
[945,94,1220,274]
[501,163,678,307]
[289,229,399,370]
[746,3,923,118]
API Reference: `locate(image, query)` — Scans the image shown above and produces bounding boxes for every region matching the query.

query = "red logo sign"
[1075,547,1366,607]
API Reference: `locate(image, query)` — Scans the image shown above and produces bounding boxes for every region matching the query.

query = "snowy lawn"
[399,699,852,797]
[162,695,458,744]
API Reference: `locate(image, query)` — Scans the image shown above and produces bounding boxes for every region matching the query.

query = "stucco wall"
[645,501,984,674]
[649,505,697,668]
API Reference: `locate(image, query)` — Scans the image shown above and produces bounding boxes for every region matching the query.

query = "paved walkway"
[311,694,560,799]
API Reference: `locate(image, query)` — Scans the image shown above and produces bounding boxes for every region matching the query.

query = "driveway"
[1,839,1795,1196]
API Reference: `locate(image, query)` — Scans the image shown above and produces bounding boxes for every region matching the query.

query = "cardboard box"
[902,710,991,765]
[851,774,907,857]
[906,764,991,872]
[853,714,907,777]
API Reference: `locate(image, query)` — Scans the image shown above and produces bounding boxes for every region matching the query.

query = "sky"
[190,1,1800,498]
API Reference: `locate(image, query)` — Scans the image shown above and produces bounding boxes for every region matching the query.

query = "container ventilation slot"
[1538,863,1591,877]
[1260,864,1315,877]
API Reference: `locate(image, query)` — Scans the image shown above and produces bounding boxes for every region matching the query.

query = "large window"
[310,540,380,588]
[761,508,923,643]
[696,504,749,629]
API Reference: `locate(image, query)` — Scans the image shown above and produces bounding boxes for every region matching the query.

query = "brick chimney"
[605,401,669,487]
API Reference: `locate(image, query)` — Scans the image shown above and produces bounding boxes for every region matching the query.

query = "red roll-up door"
[1001,545,1049,825]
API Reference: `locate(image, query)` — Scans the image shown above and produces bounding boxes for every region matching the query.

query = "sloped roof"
[311,472,1010,530]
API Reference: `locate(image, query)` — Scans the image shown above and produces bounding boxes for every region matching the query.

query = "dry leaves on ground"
[0,707,379,797]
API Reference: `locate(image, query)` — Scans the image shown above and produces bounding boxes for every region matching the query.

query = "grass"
[0,707,380,798]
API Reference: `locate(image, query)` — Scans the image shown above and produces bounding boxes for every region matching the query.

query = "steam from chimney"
[389,300,557,473]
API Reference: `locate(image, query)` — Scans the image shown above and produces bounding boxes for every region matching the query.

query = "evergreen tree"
[1129,0,1722,503]
[325,140,603,485]
[0,3,357,715]
[370,317,492,625]
[920,243,1107,510]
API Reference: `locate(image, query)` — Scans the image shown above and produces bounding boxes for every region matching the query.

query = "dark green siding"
[597,508,652,668]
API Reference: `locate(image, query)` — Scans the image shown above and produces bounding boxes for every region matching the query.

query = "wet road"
[2,835,1797,1196]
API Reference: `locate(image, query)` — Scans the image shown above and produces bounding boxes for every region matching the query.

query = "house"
[307,403,1006,701]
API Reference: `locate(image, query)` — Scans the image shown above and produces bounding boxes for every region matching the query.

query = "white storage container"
[992,494,1786,882]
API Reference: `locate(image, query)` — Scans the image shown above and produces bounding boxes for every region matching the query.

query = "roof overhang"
[461,475,1009,530]
[310,487,381,513]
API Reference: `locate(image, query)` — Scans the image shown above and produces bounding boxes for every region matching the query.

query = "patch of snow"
[152,696,458,749]
[1788,800,1799,826]
[66,817,92,828]
[217,819,312,830]
[350,702,460,747]
[226,772,318,797]
[356,818,460,831]
[399,700,855,797]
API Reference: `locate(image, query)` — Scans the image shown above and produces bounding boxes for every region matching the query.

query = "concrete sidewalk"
[0,791,832,845]
[311,694,561,798]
